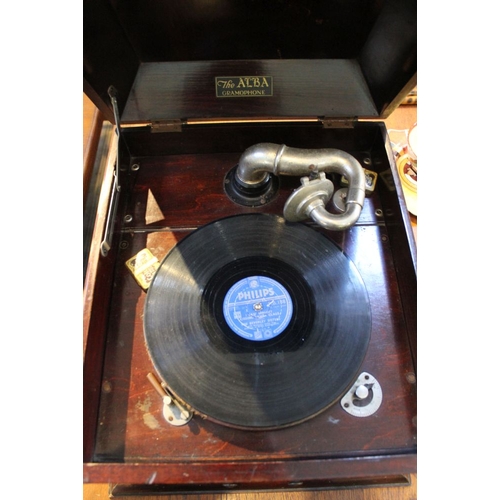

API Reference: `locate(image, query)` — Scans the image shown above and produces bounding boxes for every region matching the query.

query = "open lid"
[84,0,416,124]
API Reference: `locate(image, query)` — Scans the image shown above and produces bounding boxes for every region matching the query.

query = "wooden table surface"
[84,482,417,499]
[82,95,417,500]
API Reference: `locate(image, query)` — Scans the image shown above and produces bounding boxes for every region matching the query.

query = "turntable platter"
[144,214,371,429]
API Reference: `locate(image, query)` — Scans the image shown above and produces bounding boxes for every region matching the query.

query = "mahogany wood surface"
[84,123,416,481]
[83,131,120,462]
[83,98,417,499]
[121,60,378,122]
[83,2,418,497]
[83,93,104,207]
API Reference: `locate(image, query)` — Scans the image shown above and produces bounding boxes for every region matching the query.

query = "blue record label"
[223,276,293,341]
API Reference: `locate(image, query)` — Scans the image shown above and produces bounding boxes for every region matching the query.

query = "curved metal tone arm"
[308,200,362,231]
[236,143,366,231]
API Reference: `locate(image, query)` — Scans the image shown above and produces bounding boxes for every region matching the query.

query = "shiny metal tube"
[236,143,284,187]
[308,203,363,231]
[236,143,366,230]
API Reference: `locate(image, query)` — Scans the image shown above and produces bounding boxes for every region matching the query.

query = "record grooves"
[144,214,371,429]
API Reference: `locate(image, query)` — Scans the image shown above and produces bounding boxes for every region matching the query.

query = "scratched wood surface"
[88,118,416,469]
[83,97,417,499]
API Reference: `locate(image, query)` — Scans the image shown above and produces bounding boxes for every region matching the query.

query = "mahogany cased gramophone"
[83,0,417,494]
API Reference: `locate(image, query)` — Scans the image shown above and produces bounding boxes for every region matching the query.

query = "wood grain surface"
[84,478,417,500]
[83,97,417,500]
[83,93,104,206]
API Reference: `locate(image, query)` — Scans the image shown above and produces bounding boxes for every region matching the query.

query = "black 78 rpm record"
[144,214,371,429]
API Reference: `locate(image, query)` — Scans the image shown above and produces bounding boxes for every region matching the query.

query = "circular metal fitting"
[283,173,334,222]
[333,187,348,213]
[340,372,383,417]
[224,165,279,207]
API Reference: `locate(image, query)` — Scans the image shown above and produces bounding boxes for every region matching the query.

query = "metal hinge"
[322,117,358,129]
[151,119,183,133]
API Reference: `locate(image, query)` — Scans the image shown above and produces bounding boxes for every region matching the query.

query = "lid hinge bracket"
[322,117,358,129]
[151,120,183,133]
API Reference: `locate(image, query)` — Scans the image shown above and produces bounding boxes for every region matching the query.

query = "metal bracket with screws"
[147,373,193,426]
[340,372,383,417]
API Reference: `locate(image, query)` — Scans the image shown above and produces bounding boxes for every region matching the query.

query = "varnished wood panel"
[121,60,377,122]
[83,93,104,206]
[359,0,417,116]
[83,99,417,492]
[85,124,416,486]
[111,0,382,63]
[93,226,416,464]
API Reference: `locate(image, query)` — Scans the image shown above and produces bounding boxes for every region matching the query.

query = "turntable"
[83,0,417,494]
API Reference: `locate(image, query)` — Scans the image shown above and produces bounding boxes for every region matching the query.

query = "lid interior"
[84,0,416,123]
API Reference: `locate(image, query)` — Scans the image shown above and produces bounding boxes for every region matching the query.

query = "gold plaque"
[126,249,160,290]
[215,76,273,97]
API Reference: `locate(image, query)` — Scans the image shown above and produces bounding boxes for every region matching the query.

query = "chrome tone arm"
[236,143,366,230]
